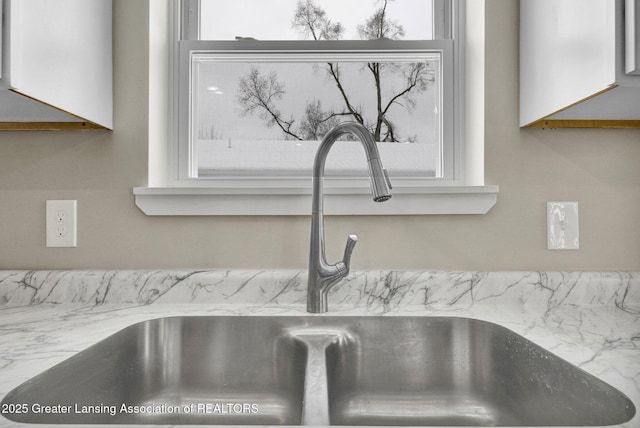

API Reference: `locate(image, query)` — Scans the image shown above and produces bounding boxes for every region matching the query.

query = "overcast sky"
[201,0,434,40]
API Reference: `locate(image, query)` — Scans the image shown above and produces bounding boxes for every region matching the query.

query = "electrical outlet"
[46,200,77,247]
[547,202,579,250]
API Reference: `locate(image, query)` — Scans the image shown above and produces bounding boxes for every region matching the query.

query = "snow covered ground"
[197,139,437,177]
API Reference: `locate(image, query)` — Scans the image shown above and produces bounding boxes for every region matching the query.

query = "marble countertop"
[0,270,638,427]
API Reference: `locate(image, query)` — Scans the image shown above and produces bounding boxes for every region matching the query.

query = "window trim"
[178,40,453,183]
[134,183,498,216]
[133,0,499,216]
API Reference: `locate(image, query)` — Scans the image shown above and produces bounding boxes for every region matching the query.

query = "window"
[176,0,453,182]
[133,0,499,215]
[192,50,445,178]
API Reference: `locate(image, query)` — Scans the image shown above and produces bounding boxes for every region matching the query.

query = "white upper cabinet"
[0,0,112,130]
[628,0,640,74]
[520,0,640,128]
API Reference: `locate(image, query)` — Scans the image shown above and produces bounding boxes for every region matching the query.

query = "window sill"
[133,180,499,216]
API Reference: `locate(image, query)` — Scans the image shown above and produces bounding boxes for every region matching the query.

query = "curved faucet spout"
[308,122,392,313]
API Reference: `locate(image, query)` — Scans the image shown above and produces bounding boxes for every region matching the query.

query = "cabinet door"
[627,0,640,74]
[520,0,640,128]
[520,0,617,127]
[1,0,112,129]
[0,0,3,81]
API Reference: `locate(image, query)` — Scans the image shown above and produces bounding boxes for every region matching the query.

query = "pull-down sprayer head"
[369,161,393,202]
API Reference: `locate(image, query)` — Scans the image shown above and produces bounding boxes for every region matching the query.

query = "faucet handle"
[342,234,358,273]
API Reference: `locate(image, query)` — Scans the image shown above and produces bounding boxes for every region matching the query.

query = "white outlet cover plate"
[46,200,77,247]
[547,202,579,250]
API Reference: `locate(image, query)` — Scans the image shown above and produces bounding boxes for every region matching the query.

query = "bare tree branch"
[235,0,435,144]
[326,63,365,124]
[300,100,340,139]
[237,67,303,140]
[381,62,434,118]
[292,1,362,126]
[292,0,343,40]
[357,0,405,40]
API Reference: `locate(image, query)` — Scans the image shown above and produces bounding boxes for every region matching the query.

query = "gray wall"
[1,0,638,271]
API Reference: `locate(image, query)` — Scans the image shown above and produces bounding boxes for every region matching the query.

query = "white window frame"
[181,42,452,181]
[134,0,498,215]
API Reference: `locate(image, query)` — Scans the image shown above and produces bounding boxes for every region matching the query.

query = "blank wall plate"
[547,202,579,250]
[46,200,77,248]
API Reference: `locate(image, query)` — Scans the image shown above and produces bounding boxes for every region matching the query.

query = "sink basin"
[1,317,307,425]
[325,317,635,426]
[2,316,635,426]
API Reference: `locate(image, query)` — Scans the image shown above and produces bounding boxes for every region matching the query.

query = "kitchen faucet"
[307,122,393,313]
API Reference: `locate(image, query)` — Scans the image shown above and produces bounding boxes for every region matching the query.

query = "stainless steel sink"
[2,316,635,426]
[1,317,307,425]
[325,317,636,426]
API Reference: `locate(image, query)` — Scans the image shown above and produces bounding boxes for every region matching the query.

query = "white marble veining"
[0,270,638,427]
[1,270,638,311]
